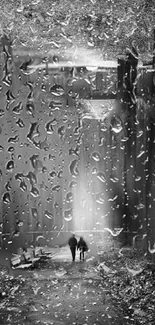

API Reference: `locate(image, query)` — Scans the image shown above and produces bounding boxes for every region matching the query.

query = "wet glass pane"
[0,2,155,324]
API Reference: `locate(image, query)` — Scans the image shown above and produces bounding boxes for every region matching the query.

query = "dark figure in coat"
[68,234,77,262]
[77,237,88,261]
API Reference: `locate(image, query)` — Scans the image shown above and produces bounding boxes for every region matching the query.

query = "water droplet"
[49,101,62,111]
[15,173,24,181]
[111,116,123,134]
[50,118,57,125]
[97,172,106,183]
[5,181,12,191]
[0,145,4,151]
[104,227,123,237]
[12,102,23,114]
[33,137,49,151]
[96,192,105,204]
[6,160,14,172]
[64,208,73,221]
[137,203,145,210]
[16,220,24,227]
[52,185,61,192]
[30,186,40,197]
[135,176,141,181]
[69,159,79,177]
[49,171,57,178]
[27,122,40,143]
[50,84,65,96]
[20,180,27,192]
[16,118,25,128]
[92,152,100,162]
[2,69,12,87]
[42,166,47,173]
[30,154,42,169]
[6,89,15,102]
[0,109,5,118]
[58,126,65,137]
[137,130,143,138]
[46,197,52,203]
[53,202,59,209]
[49,154,55,161]
[31,208,38,218]
[69,146,80,156]
[66,192,73,203]
[26,101,35,116]
[69,180,77,189]
[45,121,54,134]
[8,135,19,143]
[58,170,63,178]
[3,192,11,204]
[62,115,68,123]
[44,210,53,219]
[121,137,129,142]
[91,167,97,174]
[27,81,34,99]
[26,171,37,185]
[108,195,118,202]
[137,151,145,158]
[7,146,14,153]
[109,176,119,183]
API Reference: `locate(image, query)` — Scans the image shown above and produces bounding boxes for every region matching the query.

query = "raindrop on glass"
[27,122,40,143]
[91,167,97,174]
[5,181,12,191]
[26,101,35,116]
[20,180,27,192]
[92,151,100,162]
[12,102,23,114]
[69,159,79,177]
[0,145,4,151]
[30,186,40,197]
[3,192,11,204]
[8,135,19,143]
[50,84,65,97]
[45,121,54,134]
[111,116,123,134]
[0,109,5,118]
[52,185,61,192]
[69,180,77,189]
[64,208,73,221]
[58,126,65,137]
[49,171,57,178]
[44,210,53,219]
[26,171,37,185]
[58,170,63,178]
[66,192,74,203]
[16,118,25,128]
[31,208,38,218]
[97,172,106,183]
[6,160,14,172]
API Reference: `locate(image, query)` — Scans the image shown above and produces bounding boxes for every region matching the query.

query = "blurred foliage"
[97,241,155,324]
[0,0,154,59]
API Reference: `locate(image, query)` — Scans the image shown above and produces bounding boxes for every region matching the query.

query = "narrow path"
[0,247,131,325]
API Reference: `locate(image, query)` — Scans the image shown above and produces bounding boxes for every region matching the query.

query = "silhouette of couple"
[68,234,88,262]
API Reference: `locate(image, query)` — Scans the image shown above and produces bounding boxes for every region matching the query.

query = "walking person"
[68,234,77,262]
[77,237,88,261]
